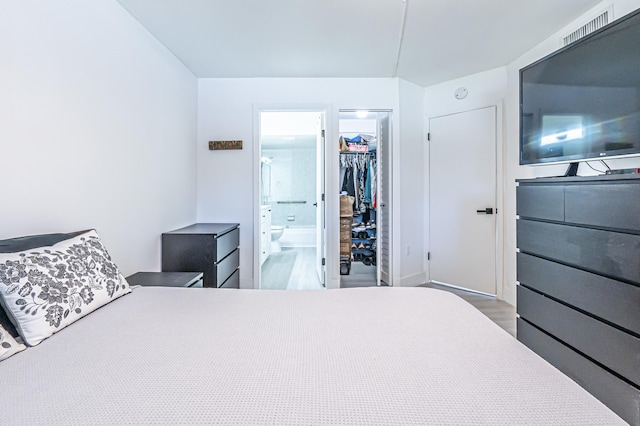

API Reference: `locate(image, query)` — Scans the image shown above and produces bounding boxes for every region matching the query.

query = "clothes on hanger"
[340,152,377,214]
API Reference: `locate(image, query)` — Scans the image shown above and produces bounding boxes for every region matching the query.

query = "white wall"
[197,78,426,289]
[398,79,427,285]
[0,0,198,276]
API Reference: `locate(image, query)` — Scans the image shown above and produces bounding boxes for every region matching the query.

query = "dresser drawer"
[216,248,239,286]
[517,252,640,334]
[219,269,239,288]
[565,182,640,232]
[517,285,640,387]
[517,219,640,284]
[517,318,640,426]
[216,228,239,262]
[516,184,564,221]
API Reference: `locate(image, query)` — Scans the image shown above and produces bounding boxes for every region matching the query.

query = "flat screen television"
[520,7,640,167]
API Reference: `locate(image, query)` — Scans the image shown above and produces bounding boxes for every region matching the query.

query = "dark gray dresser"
[162,223,239,289]
[516,174,640,425]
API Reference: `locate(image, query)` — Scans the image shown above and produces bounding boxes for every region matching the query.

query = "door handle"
[476,208,494,214]
[313,202,318,207]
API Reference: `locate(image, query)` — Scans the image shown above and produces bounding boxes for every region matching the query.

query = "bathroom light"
[356,110,369,118]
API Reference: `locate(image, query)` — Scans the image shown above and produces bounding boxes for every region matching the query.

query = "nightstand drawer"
[127,272,203,288]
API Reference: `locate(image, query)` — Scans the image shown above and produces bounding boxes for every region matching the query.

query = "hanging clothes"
[364,161,372,204]
[369,158,377,209]
[340,152,377,213]
[341,166,356,197]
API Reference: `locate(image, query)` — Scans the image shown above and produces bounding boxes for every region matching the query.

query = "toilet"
[271,226,284,252]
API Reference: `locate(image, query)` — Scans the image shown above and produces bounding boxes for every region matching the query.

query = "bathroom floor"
[261,247,324,290]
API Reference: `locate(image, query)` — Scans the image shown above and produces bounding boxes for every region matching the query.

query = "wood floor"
[262,251,516,336]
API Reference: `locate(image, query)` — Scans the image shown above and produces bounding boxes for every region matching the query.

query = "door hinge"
[427,132,431,141]
[322,257,326,266]
[321,193,325,201]
[427,252,431,260]
[321,129,325,138]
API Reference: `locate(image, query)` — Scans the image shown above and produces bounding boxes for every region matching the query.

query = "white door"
[316,124,326,285]
[429,106,496,295]
[377,112,392,286]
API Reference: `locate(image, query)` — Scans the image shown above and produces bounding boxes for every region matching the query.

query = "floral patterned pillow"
[0,230,131,346]
[0,323,26,361]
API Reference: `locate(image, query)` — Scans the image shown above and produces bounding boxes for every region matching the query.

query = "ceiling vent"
[562,5,613,46]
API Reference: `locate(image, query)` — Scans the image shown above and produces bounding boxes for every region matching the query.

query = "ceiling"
[115,0,605,87]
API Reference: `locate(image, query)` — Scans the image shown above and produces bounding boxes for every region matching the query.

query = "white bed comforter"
[0,287,625,425]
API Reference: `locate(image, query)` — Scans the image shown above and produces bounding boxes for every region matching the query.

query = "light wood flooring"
[261,248,323,290]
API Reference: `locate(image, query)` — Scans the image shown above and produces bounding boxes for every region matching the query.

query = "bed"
[0,231,626,425]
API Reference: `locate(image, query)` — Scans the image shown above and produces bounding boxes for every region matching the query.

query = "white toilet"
[271,226,284,252]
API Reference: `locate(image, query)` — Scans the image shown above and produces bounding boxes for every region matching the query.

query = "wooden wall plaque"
[209,140,243,150]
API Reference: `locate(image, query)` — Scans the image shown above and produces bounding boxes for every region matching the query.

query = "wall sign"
[209,140,243,150]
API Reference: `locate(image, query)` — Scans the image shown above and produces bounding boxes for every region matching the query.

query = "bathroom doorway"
[258,111,326,290]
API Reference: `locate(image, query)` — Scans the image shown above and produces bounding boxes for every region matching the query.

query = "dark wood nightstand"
[126,272,204,288]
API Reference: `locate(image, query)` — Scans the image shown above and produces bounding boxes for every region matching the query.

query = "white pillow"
[0,230,131,346]
[0,323,26,361]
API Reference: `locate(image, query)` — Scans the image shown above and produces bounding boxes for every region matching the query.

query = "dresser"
[516,175,640,425]
[162,223,240,289]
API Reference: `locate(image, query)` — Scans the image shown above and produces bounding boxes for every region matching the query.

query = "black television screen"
[520,8,640,165]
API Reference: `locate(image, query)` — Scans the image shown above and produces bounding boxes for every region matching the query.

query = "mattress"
[0,287,625,425]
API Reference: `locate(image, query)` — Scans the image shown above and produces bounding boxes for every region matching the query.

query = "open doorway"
[338,110,392,287]
[258,111,326,290]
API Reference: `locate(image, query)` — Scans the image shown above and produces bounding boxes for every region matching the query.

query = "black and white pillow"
[0,323,26,361]
[0,230,131,346]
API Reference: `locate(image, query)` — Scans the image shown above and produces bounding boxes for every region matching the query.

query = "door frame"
[337,109,394,287]
[425,103,504,299]
[252,104,330,289]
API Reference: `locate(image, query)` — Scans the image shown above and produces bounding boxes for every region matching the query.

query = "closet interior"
[338,111,382,286]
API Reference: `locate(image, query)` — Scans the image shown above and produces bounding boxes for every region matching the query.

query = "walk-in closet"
[338,110,392,287]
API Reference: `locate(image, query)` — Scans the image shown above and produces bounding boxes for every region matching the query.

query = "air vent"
[562,6,613,46]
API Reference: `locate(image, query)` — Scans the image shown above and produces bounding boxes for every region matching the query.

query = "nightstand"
[126,272,204,288]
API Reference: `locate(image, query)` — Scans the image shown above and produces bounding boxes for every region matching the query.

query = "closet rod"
[340,152,376,155]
